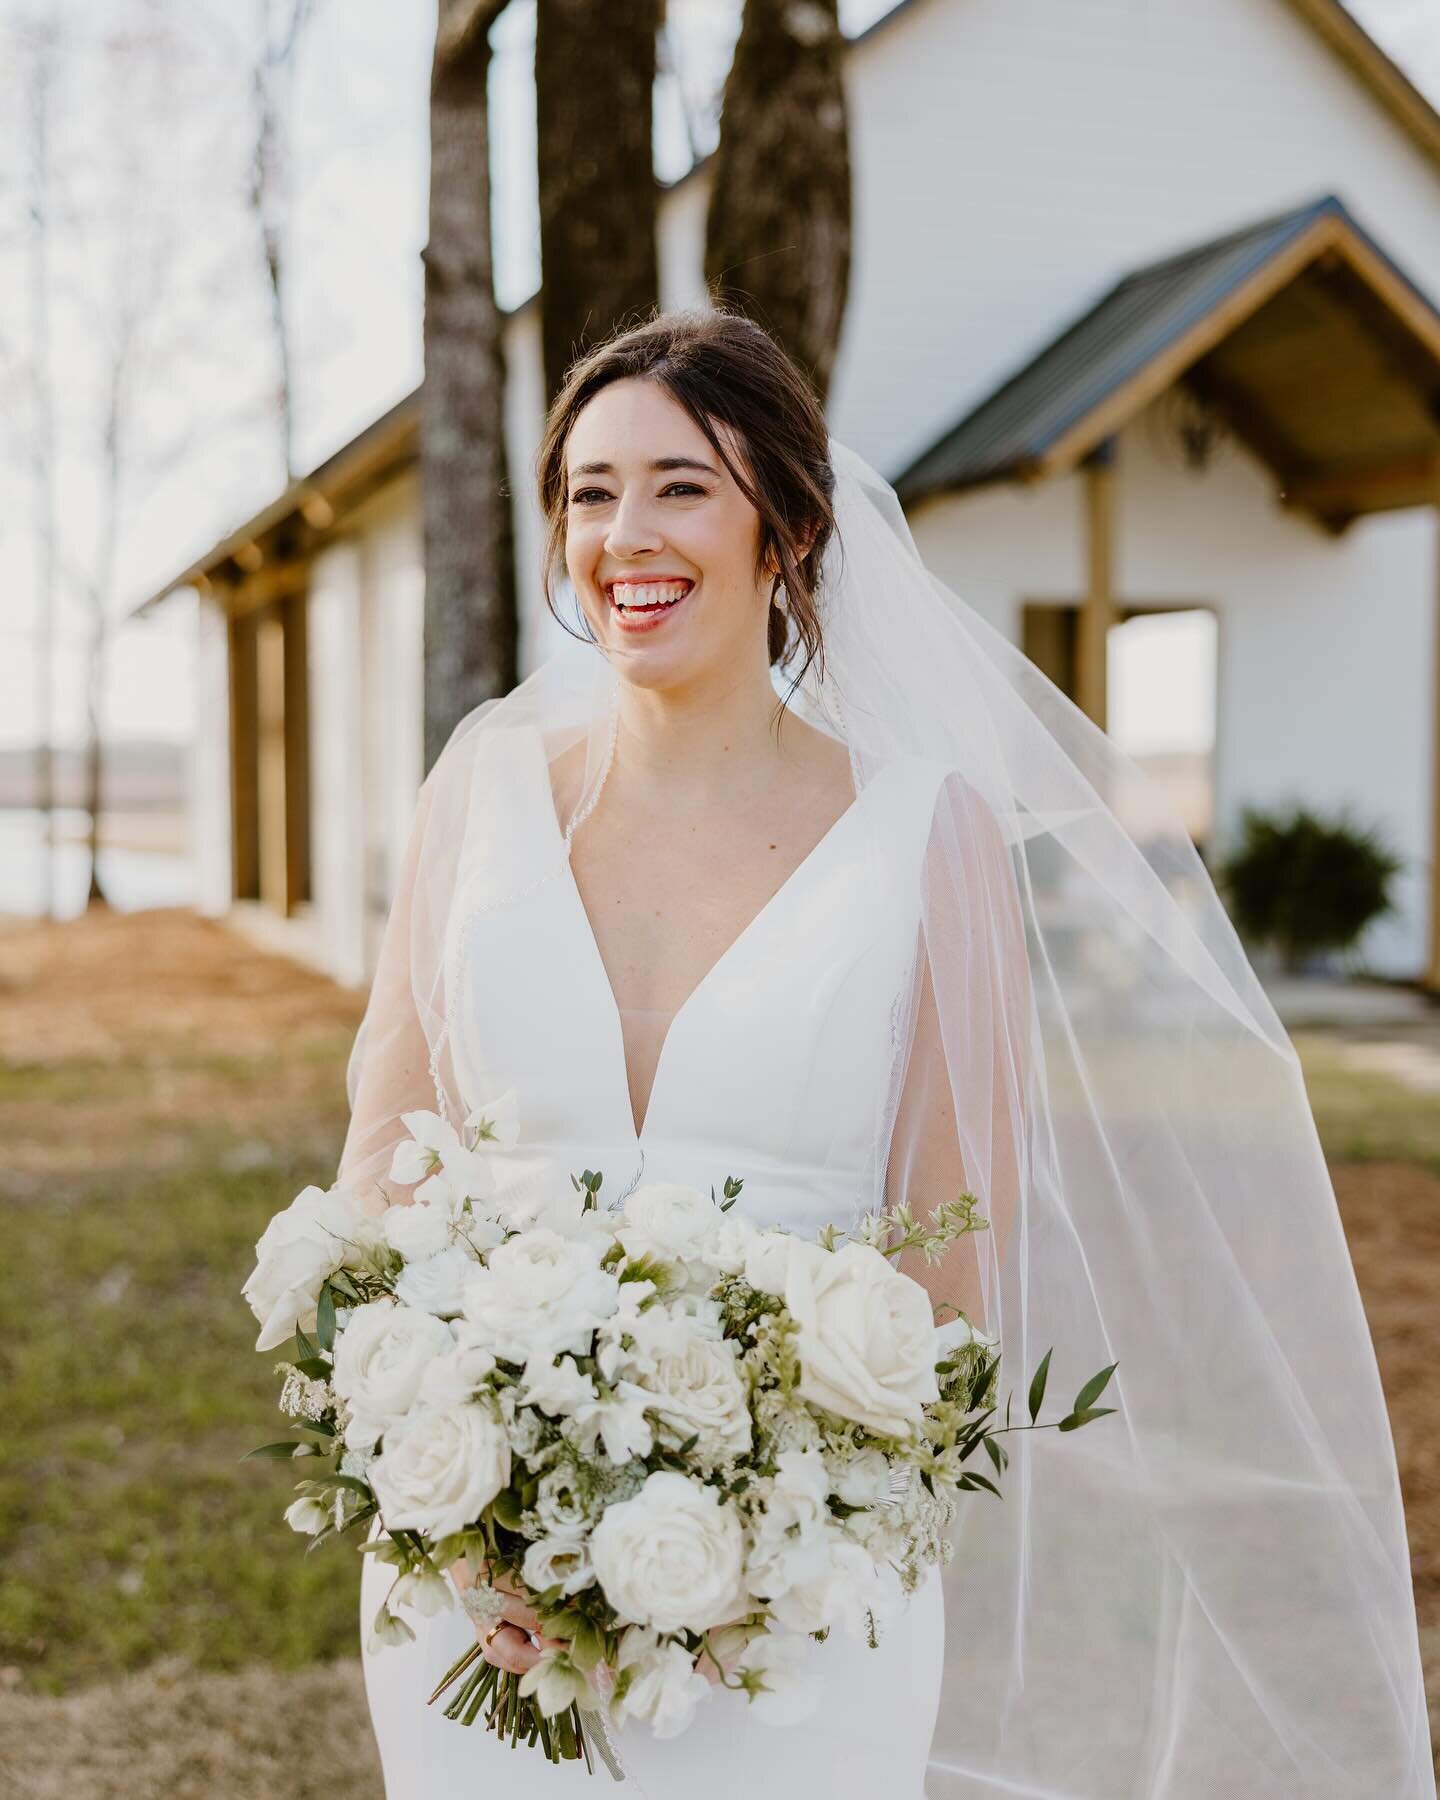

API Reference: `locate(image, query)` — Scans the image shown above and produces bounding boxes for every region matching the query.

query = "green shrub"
[1216,803,1401,973]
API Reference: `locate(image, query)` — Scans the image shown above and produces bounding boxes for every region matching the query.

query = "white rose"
[332,1299,453,1450]
[610,1630,710,1740]
[784,1241,939,1437]
[370,1401,511,1538]
[637,1336,752,1466]
[521,1533,594,1598]
[589,1471,746,1635]
[393,1245,475,1318]
[417,1320,497,1408]
[617,1183,717,1265]
[382,1199,451,1262]
[519,1353,598,1419]
[742,1229,798,1298]
[462,1228,619,1364]
[242,1183,369,1352]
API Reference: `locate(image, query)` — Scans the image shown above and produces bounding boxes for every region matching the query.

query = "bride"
[338,308,1434,1796]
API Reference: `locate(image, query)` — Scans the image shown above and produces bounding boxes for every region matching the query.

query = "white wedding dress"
[359,723,954,1796]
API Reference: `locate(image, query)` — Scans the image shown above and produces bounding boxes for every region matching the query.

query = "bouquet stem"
[427,1641,599,1770]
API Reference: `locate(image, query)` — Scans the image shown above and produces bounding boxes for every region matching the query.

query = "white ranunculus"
[765,1533,889,1638]
[462,1228,619,1365]
[617,1183,717,1266]
[519,1353,597,1419]
[700,1210,759,1275]
[637,1336,752,1466]
[784,1241,939,1437]
[828,1445,895,1509]
[735,1629,823,1727]
[242,1182,369,1352]
[611,1630,711,1740]
[332,1299,453,1451]
[589,1471,746,1636]
[742,1229,799,1298]
[369,1401,511,1539]
[382,1198,450,1262]
[521,1533,594,1598]
[416,1320,497,1408]
[393,1245,475,1318]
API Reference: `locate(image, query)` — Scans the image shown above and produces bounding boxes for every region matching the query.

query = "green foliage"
[1217,804,1401,971]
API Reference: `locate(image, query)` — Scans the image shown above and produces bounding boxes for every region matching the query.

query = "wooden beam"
[1077,440,1116,730]
[1281,454,1440,518]
[1280,0,1440,179]
[1037,215,1347,481]
[227,610,259,902]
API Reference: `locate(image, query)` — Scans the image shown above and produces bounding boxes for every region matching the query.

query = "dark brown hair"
[535,306,836,695]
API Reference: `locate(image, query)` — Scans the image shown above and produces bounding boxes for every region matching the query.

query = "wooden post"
[1429,485,1440,990]
[256,613,289,915]
[228,609,259,901]
[1077,438,1117,731]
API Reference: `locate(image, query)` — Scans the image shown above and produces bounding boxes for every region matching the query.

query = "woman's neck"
[610,664,796,810]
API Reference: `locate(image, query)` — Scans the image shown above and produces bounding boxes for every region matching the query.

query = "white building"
[137,0,1440,988]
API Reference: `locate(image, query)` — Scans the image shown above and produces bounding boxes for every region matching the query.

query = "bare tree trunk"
[248,0,316,483]
[534,0,662,407]
[24,20,60,917]
[423,0,518,772]
[703,0,851,405]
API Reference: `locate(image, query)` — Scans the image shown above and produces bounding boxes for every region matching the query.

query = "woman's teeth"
[608,579,692,613]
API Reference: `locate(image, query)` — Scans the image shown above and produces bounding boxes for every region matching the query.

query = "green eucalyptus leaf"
[316,1286,337,1353]
[242,1441,307,1461]
[1073,1362,1118,1413]
[1027,1348,1052,1424]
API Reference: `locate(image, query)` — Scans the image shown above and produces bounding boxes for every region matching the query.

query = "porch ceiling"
[894,195,1440,532]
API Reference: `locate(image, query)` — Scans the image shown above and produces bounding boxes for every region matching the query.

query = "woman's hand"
[450,1557,568,1676]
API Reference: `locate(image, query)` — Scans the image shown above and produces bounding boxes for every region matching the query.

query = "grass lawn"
[0,908,1434,1792]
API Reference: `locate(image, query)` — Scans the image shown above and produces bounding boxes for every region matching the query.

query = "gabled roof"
[893,194,1440,526]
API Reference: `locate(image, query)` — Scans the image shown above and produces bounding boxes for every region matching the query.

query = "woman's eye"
[569,484,704,505]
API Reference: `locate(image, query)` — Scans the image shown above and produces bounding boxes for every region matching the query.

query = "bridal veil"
[340,438,1435,1796]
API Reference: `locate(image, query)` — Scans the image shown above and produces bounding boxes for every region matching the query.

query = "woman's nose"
[605,492,664,556]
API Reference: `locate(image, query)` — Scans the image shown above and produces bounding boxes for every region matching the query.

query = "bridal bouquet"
[241,1093,1114,1773]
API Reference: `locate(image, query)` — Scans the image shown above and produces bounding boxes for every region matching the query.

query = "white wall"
[308,539,368,986]
[907,398,1437,976]
[828,0,1440,478]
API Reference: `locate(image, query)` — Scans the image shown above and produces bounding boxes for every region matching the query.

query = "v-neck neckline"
[537,734,875,1145]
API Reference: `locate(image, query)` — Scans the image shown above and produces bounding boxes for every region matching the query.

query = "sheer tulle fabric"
[338,441,1433,1796]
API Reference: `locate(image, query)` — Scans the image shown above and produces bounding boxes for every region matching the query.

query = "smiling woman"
[337,306,1435,1799]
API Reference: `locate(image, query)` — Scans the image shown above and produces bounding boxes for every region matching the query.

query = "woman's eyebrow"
[569,457,720,478]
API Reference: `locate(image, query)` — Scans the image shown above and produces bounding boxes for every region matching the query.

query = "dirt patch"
[0,907,365,1180]
[0,1658,382,1800]
[1332,1160,1440,1628]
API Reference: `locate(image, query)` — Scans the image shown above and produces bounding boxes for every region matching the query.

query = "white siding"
[828,0,1440,477]
[308,540,368,987]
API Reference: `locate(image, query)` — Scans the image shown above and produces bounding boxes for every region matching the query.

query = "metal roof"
[891,194,1440,505]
